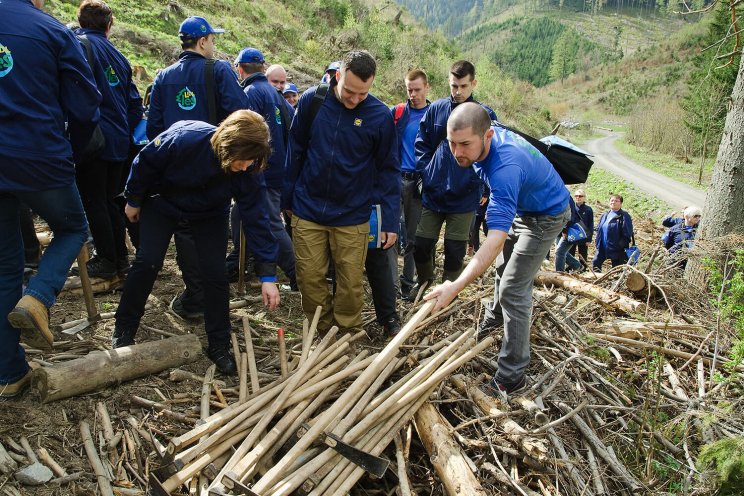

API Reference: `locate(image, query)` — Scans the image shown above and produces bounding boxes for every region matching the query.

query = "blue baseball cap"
[326,61,341,73]
[234,47,266,65]
[283,83,299,95]
[179,16,224,39]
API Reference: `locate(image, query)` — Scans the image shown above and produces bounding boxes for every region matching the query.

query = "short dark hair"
[448,102,491,137]
[405,69,428,85]
[341,51,376,82]
[181,38,198,50]
[237,62,264,75]
[450,60,475,80]
[77,0,113,32]
[610,194,623,203]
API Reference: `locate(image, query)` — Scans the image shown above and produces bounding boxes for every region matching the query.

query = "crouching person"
[112,110,280,375]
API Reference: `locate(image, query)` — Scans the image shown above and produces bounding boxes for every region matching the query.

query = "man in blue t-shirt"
[426,103,570,399]
[393,69,431,301]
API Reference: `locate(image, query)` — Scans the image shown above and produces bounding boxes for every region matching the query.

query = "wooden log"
[0,442,18,475]
[34,334,202,402]
[394,433,412,496]
[625,271,649,293]
[415,402,488,496]
[534,271,646,314]
[36,448,67,477]
[80,421,114,496]
[130,396,196,426]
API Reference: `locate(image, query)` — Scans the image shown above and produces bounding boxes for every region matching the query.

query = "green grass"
[583,167,670,220]
[615,138,714,189]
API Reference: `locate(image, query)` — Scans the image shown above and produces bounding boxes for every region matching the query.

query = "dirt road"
[583,131,706,210]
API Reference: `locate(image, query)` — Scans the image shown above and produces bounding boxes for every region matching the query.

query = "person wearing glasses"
[570,189,593,267]
[662,206,701,268]
[592,194,633,271]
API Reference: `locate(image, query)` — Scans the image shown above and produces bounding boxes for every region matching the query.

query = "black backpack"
[495,123,593,185]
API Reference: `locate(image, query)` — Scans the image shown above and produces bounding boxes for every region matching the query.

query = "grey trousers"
[483,206,570,384]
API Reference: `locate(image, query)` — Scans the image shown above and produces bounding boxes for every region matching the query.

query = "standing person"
[113,111,279,374]
[283,50,399,333]
[554,194,583,273]
[74,0,143,280]
[283,83,300,108]
[265,64,287,91]
[662,205,701,268]
[226,47,296,290]
[592,194,633,271]
[146,16,249,318]
[569,188,593,267]
[1,0,100,397]
[393,69,431,301]
[425,103,570,398]
[414,60,497,292]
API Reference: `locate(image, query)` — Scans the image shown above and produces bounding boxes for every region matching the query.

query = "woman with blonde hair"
[112,110,280,374]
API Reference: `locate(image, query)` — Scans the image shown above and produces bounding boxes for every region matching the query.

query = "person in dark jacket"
[74,0,143,280]
[283,50,400,333]
[1,0,101,398]
[146,16,249,319]
[394,69,431,301]
[592,194,634,271]
[283,83,299,108]
[662,205,701,268]
[225,48,296,289]
[113,111,279,375]
[569,188,593,266]
[425,103,570,398]
[414,60,497,291]
[554,194,584,272]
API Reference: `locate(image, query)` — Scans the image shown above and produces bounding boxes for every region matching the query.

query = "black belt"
[401,171,417,180]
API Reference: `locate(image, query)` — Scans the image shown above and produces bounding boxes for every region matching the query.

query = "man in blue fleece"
[426,103,570,398]
[283,50,399,333]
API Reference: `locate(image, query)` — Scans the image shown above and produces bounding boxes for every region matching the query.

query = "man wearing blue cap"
[146,16,250,319]
[226,47,296,291]
[283,83,299,108]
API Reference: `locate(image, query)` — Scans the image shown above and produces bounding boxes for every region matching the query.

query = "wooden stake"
[278,328,288,378]
[80,421,114,496]
[242,317,260,394]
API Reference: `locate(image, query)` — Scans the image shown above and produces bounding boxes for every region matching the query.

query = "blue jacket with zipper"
[74,28,142,162]
[146,51,248,140]
[125,121,277,279]
[0,0,101,192]
[595,209,633,260]
[415,96,497,213]
[282,80,400,232]
[241,72,288,190]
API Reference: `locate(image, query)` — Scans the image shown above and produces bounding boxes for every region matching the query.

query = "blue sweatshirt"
[74,28,143,162]
[0,0,101,192]
[473,127,569,233]
[595,209,633,259]
[415,96,497,213]
[282,81,400,231]
[392,101,430,173]
[125,121,277,279]
[242,73,288,190]
[146,51,248,139]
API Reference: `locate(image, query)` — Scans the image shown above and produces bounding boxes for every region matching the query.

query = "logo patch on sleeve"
[105,65,120,87]
[0,45,14,78]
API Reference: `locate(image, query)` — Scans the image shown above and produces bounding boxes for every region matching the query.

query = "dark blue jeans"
[0,184,88,384]
[114,203,231,348]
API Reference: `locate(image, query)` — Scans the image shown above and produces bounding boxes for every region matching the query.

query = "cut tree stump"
[534,271,646,314]
[414,402,488,496]
[34,334,202,402]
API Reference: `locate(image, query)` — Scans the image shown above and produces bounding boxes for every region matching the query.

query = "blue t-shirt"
[401,107,427,172]
[473,127,569,233]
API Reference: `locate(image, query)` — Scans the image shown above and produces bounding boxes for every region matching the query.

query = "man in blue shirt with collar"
[426,103,570,398]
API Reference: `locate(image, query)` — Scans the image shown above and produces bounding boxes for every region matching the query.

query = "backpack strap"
[393,103,405,126]
[204,59,217,125]
[76,35,95,72]
[308,83,330,127]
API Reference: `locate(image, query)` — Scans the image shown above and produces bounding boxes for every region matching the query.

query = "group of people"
[1,1,698,402]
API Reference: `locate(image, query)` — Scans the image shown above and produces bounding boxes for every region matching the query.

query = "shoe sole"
[7,308,53,350]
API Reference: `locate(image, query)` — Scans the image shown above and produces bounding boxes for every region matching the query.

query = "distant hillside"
[45,0,460,104]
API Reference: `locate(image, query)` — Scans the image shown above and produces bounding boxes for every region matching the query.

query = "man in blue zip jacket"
[0,0,101,398]
[225,47,296,289]
[593,194,634,271]
[414,60,498,291]
[146,16,250,318]
[393,69,431,301]
[74,0,143,280]
[425,103,570,399]
[283,50,400,333]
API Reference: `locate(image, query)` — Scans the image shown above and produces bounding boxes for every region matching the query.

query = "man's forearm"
[450,229,507,292]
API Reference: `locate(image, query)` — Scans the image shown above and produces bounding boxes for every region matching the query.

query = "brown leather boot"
[0,369,34,399]
[7,295,54,350]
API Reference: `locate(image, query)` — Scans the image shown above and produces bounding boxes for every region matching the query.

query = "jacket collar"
[241,72,266,88]
[179,51,207,61]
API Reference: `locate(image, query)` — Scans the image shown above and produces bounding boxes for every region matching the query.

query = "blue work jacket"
[146,51,248,139]
[576,203,594,243]
[0,0,101,192]
[595,209,634,260]
[282,81,400,232]
[415,96,497,213]
[125,121,277,278]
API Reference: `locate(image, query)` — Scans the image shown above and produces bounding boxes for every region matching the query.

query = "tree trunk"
[686,52,744,285]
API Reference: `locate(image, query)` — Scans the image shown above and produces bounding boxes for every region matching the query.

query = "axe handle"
[76,245,99,320]
[237,223,246,296]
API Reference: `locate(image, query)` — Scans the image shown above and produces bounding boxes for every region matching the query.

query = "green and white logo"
[105,65,120,86]
[0,44,14,78]
[274,106,282,125]
[176,86,197,110]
